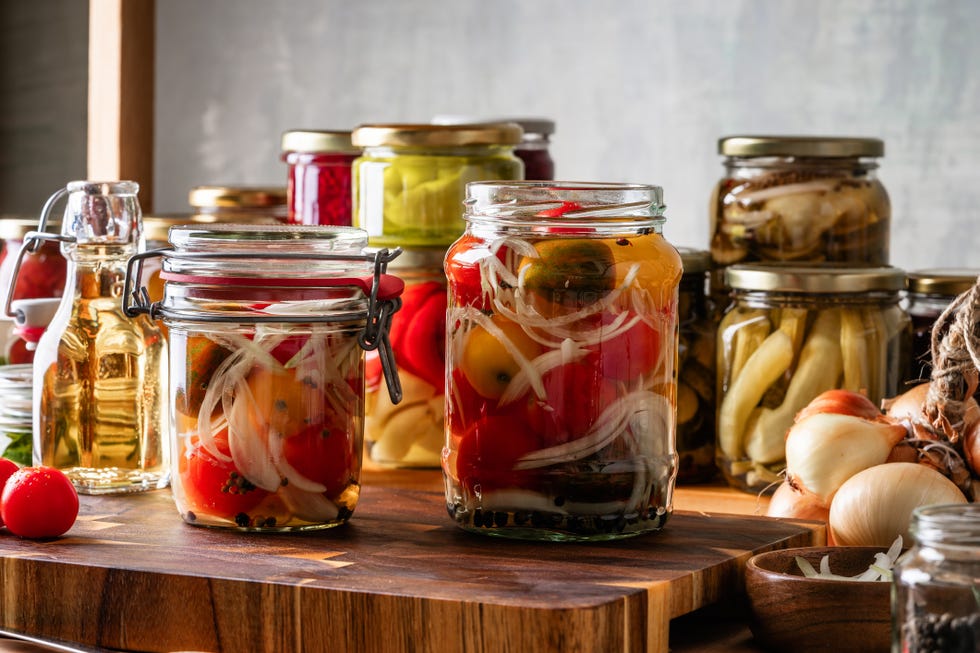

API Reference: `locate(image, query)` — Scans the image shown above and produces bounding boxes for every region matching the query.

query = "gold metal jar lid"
[907,269,980,296]
[188,186,287,209]
[352,123,523,148]
[726,263,906,293]
[719,136,885,158]
[678,247,710,275]
[281,130,359,154]
[432,115,555,137]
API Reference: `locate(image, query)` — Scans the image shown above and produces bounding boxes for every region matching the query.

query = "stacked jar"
[353,122,524,468]
[716,264,909,492]
[281,130,360,226]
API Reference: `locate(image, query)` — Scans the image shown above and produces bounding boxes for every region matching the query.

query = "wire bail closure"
[123,246,406,404]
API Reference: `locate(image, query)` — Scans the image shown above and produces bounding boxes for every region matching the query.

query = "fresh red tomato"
[0,458,20,527]
[1,466,78,538]
[533,357,618,446]
[180,429,270,519]
[454,410,541,492]
[281,422,352,498]
[593,319,661,381]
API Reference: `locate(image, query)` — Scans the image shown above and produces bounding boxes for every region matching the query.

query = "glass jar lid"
[432,115,555,137]
[352,123,523,148]
[281,129,359,154]
[188,186,287,209]
[907,269,980,296]
[726,263,905,293]
[719,136,885,158]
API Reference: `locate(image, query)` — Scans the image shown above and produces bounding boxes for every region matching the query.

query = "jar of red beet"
[444,181,681,541]
[281,130,360,226]
[365,247,446,468]
[124,224,405,531]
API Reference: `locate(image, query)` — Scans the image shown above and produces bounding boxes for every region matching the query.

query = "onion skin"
[829,462,968,547]
[963,399,980,477]
[767,482,830,523]
[796,389,882,423]
[785,412,907,505]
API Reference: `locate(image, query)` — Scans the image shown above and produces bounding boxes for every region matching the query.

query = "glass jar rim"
[66,180,139,195]
[726,263,906,293]
[719,135,884,158]
[352,122,523,147]
[911,503,980,547]
[281,129,358,154]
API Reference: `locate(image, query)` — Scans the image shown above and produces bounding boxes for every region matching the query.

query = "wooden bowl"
[745,546,892,652]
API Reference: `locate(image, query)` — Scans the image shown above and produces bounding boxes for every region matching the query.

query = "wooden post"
[87,0,155,211]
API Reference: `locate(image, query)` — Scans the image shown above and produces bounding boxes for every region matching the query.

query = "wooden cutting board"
[0,483,820,653]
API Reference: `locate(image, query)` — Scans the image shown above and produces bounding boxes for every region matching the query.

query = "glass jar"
[892,503,980,653]
[0,364,34,466]
[281,130,360,226]
[676,248,717,483]
[0,217,68,306]
[710,136,890,275]
[905,269,980,387]
[443,182,682,541]
[124,224,404,531]
[365,247,446,468]
[432,116,555,180]
[17,181,167,494]
[717,264,909,492]
[351,123,524,248]
[188,186,288,223]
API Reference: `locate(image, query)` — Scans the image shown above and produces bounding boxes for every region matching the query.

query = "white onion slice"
[280,484,340,522]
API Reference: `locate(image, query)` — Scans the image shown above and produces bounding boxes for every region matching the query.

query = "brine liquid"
[34,265,167,494]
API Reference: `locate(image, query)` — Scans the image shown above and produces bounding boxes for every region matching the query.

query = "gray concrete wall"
[147,0,976,270]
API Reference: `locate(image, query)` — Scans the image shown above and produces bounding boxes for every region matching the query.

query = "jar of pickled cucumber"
[123,224,405,531]
[365,246,446,468]
[281,130,360,226]
[351,123,524,247]
[444,182,681,541]
[717,264,909,492]
[710,136,890,278]
[905,269,980,386]
[188,185,288,223]
[676,248,716,483]
[893,503,980,653]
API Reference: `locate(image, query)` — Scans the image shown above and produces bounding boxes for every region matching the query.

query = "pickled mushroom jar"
[676,248,717,483]
[188,185,288,223]
[717,264,909,492]
[905,269,980,387]
[123,224,404,531]
[281,130,360,226]
[444,181,682,541]
[364,247,446,468]
[351,123,524,248]
[710,136,890,285]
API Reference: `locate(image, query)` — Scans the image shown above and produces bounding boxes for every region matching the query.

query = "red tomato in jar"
[454,410,541,492]
[532,357,619,446]
[593,319,661,381]
[281,422,352,498]
[1,466,78,538]
[389,280,446,389]
[180,429,270,519]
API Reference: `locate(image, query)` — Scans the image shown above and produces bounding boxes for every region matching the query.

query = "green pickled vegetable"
[521,239,617,308]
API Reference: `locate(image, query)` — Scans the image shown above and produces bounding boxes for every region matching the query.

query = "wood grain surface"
[0,475,820,653]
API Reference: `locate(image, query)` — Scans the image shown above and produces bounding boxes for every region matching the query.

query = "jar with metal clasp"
[124,224,404,531]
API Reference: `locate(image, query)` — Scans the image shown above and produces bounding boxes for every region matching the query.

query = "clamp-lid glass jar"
[281,130,360,226]
[676,248,717,483]
[717,264,909,492]
[188,186,288,223]
[0,217,68,306]
[444,181,681,541]
[124,224,404,531]
[905,269,980,387]
[351,123,524,248]
[710,136,890,272]
[892,503,980,653]
[365,246,446,468]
